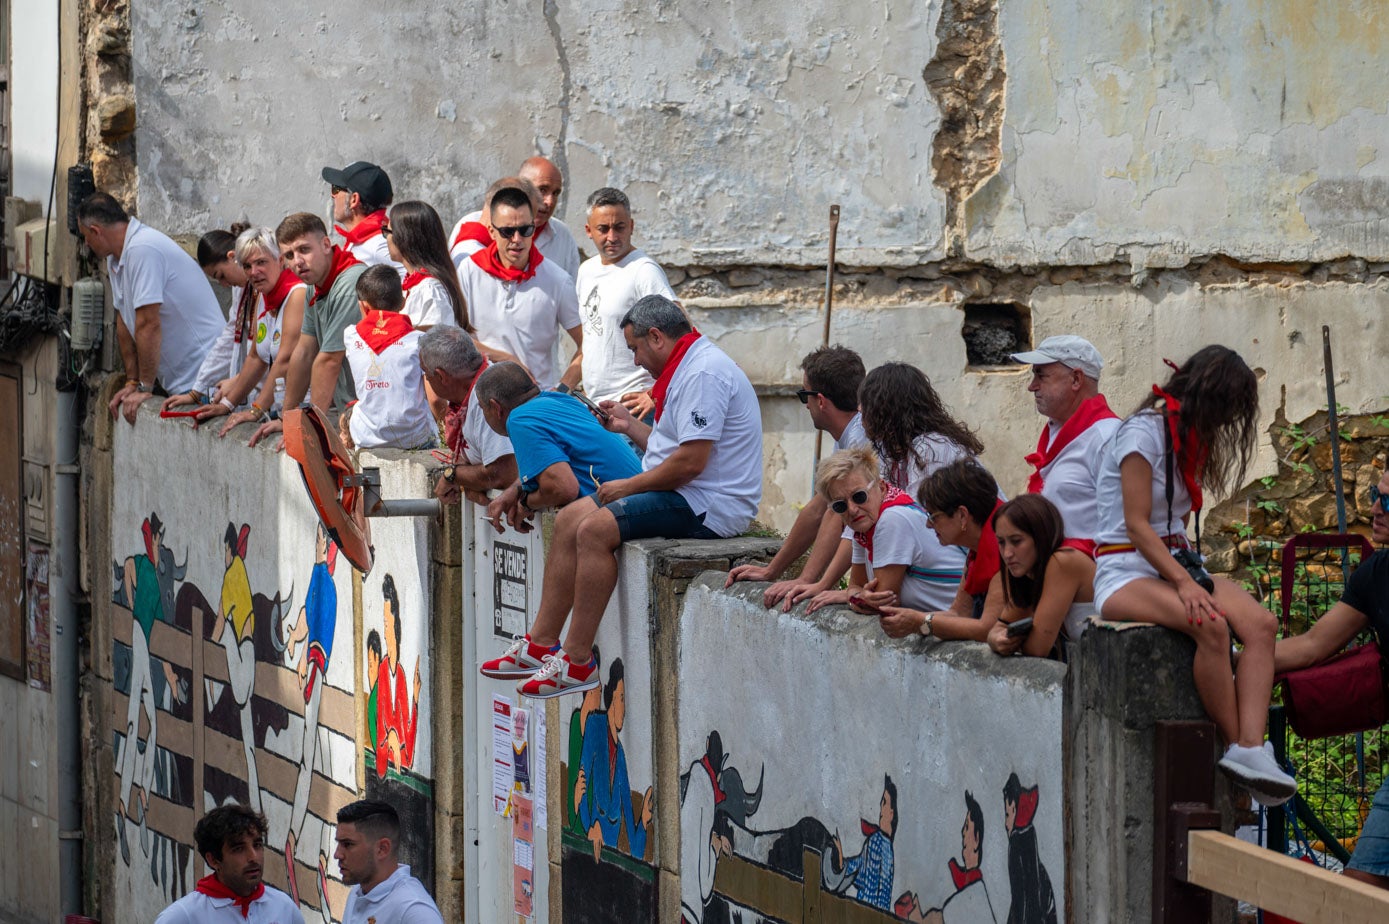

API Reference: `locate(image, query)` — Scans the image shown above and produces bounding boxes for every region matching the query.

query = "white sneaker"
[479,635,558,679]
[1218,742,1296,805]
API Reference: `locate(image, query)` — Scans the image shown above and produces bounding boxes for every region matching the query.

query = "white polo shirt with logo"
[575,248,675,403]
[455,255,581,391]
[153,884,304,924]
[106,217,225,394]
[642,336,763,537]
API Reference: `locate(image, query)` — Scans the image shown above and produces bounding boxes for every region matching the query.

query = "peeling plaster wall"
[129,0,946,267]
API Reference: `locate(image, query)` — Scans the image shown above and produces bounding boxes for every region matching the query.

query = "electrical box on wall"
[13,217,62,284]
[3,197,43,276]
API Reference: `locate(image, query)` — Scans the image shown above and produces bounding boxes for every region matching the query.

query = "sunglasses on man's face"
[331,185,349,195]
[796,389,821,405]
[494,224,535,240]
[1371,485,1389,514]
[830,490,871,515]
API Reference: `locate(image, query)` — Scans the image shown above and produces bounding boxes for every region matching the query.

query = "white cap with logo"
[1010,335,1104,380]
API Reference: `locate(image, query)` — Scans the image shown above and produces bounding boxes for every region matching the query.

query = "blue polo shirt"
[507,392,641,496]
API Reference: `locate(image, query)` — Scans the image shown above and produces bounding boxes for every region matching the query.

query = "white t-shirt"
[342,864,444,924]
[575,249,674,403]
[106,218,226,394]
[834,412,869,452]
[643,336,763,537]
[403,276,457,329]
[461,385,514,466]
[1093,412,1192,547]
[154,884,304,924]
[1036,414,1122,543]
[850,504,966,611]
[448,210,487,271]
[456,255,582,390]
[343,325,437,449]
[345,231,407,278]
[879,433,973,498]
[535,217,582,281]
[192,310,250,397]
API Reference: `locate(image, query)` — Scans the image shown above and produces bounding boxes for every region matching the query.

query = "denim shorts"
[1347,774,1389,876]
[603,490,719,543]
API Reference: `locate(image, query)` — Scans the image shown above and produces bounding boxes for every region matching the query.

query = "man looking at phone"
[480,295,762,697]
[473,361,641,533]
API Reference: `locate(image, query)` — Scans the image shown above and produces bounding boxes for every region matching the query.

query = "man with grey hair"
[481,295,762,698]
[1010,334,1120,553]
[574,186,676,419]
[418,326,517,506]
[474,361,640,533]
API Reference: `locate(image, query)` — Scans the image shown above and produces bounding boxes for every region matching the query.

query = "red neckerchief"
[1152,385,1206,511]
[963,499,1006,596]
[334,209,387,246]
[851,483,917,560]
[451,221,492,250]
[699,755,727,804]
[444,360,490,461]
[401,270,429,295]
[608,733,619,788]
[949,858,983,891]
[470,241,543,283]
[231,283,256,344]
[262,268,303,315]
[1025,394,1118,493]
[1014,785,1040,828]
[355,310,415,354]
[651,331,702,422]
[314,246,362,301]
[859,817,891,840]
[235,524,250,560]
[195,873,263,918]
[141,518,156,563]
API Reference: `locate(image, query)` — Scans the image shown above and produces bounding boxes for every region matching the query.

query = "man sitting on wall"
[483,295,763,698]
[726,345,868,606]
[470,361,641,535]
[1009,335,1119,553]
[77,192,225,425]
[154,803,304,924]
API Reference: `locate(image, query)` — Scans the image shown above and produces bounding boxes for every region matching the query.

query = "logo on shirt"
[691,410,708,429]
[582,285,603,335]
[256,321,268,344]
[272,328,281,347]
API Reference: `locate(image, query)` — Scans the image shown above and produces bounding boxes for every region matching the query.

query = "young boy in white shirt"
[341,265,437,450]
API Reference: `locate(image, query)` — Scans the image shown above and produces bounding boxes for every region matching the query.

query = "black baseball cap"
[321,162,393,207]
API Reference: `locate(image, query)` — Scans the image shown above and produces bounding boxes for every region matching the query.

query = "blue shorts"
[603,490,719,543]
[1348,774,1389,876]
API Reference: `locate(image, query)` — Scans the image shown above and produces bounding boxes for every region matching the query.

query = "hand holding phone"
[572,391,611,422]
[849,594,886,616]
[1005,616,1034,638]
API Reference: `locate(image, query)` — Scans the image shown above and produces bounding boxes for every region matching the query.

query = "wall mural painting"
[112,515,362,923]
[678,730,1056,924]
[561,652,658,923]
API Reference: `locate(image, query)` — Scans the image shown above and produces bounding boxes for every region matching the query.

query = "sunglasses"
[331,185,349,195]
[1371,485,1389,514]
[796,389,821,405]
[830,490,871,514]
[494,224,535,240]
[381,223,393,237]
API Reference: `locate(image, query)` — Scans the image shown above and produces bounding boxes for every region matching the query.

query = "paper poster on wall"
[26,544,51,691]
[493,541,528,640]
[534,705,548,830]
[513,705,532,793]
[493,694,515,814]
[513,793,535,918]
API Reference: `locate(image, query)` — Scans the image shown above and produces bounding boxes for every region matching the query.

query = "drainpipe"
[53,385,83,914]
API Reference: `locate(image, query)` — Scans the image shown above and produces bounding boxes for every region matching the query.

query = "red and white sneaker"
[479,635,558,679]
[517,653,600,699]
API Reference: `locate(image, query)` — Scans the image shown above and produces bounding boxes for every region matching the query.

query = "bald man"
[518,156,582,280]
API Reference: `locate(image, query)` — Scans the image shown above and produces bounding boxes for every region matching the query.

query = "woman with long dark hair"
[384,200,470,331]
[1094,345,1294,804]
[162,223,254,407]
[984,494,1095,658]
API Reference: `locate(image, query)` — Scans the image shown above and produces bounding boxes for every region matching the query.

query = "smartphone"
[849,594,886,616]
[1005,617,1034,638]
[572,390,611,422]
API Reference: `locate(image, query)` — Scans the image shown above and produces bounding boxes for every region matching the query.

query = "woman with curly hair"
[1094,345,1294,805]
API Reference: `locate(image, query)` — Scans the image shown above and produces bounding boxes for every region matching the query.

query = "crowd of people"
[78,153,1389,889]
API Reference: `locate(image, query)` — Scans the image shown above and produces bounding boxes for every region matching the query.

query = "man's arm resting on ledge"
[308,351,345,411]
[729,495,832,586]
[521,461,581,510]
[281,334,319,409]
[452,454,520,496]
[596,440,711,503]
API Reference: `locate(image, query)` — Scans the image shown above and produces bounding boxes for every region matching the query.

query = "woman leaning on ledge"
[1093,345,1296,806]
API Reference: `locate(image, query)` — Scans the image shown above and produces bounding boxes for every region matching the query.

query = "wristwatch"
[920,613,935,637]
[134,381,153,393]
[554,383,572,394]
[442,465,457,484]
[518,488,534,511]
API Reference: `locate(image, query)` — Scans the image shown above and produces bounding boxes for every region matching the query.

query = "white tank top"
[251,283,306,409]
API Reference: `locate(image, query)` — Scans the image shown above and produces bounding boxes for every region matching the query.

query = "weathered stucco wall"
[101,410,442,924]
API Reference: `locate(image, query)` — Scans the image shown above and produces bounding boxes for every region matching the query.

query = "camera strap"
[1162,406,1202,554]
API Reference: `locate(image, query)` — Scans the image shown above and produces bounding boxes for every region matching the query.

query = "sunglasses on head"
[1371,485,1389,514]
[830,490,871,514]
[796,389,821,405]
[494,224,535,240]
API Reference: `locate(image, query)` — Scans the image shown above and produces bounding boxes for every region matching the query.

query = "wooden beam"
[1187,830,1389,923]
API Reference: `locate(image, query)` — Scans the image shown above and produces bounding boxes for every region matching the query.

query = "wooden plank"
[1187,830,1389,924]
[191,605,205,826]
[112,689,194,755]
[712,854,803,923]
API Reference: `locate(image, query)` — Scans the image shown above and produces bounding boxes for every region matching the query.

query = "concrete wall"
[95,407,446,924]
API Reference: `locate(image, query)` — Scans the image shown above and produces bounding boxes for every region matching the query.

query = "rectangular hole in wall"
[962,301,1032,369]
